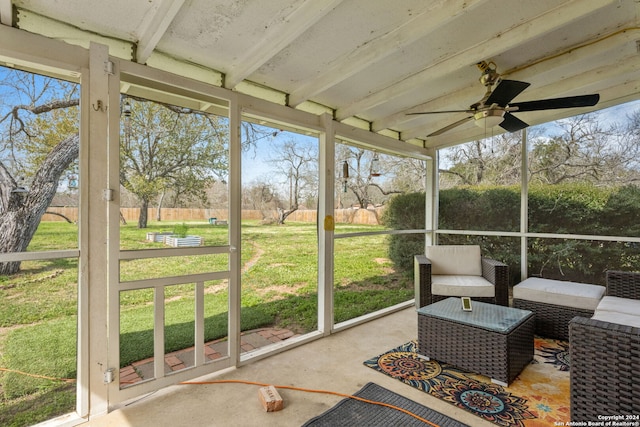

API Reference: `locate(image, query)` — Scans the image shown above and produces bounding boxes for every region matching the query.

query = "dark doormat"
[302,382,469,426]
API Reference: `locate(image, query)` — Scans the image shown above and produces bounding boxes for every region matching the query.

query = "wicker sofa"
[570,270,640,420]
[414,245,509,307]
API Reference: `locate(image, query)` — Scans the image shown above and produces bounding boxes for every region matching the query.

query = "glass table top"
[417,297,533,334]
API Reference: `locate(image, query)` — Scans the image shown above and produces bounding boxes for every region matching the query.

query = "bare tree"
[338,146,402,211]
[529,113,640,186]
[439,111,640,188]
[384,156,428,193]
[267,139,317,224]
[242,178,281,221]
[439,131,524,187]
[529,114,609,184]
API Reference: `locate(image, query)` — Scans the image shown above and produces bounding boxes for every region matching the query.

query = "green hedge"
[381,192,426,271]
[384,184,640,285]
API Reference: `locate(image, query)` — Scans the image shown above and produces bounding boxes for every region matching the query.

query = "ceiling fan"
[408,61,600,137]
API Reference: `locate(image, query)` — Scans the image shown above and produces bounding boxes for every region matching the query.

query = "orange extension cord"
[180,379,442,427]
[0,368,441,426]
[0,367,76,383]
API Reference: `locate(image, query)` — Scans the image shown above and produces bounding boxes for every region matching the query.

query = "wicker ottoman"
[513,277,605,341]
[417,297,534,386]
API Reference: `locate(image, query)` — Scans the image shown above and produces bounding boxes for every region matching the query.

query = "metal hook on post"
[92,100,104,111]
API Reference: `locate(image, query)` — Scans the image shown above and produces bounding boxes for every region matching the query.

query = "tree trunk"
[138,198,149,228]
[276,206,298,225]
[0,134,79,275]
[156,191,166,221]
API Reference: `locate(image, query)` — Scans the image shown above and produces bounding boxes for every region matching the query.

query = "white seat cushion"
[595,296,640,317]
[431,275,495,298]
[513,277,605,310]
[591,296,640,328]
[592,310,640,328]
[425,245,482,276]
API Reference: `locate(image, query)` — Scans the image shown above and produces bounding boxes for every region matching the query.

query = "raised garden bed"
[146,231,174,243]
[164,235,204,247]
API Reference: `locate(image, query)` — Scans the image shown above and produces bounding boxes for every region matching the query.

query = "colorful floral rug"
[363,338,570,427]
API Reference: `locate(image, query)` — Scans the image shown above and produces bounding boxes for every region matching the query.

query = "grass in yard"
[0,383,75,427]
[0,258,78,327]
[1,318,77,399]
[1,219,413,427]
[334,233,413,322]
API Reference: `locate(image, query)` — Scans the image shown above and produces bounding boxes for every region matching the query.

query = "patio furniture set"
[414,245,640,420]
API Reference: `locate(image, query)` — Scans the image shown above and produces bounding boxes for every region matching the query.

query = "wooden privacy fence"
[42,207,384,225]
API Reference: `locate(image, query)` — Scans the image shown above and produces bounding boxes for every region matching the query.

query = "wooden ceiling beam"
[0,0,13,26]
[223,0,343,89]
[136,0,185,64]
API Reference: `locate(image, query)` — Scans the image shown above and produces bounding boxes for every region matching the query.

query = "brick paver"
[119,327,295,385]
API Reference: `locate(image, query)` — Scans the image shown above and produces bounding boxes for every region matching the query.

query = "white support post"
[106,53,122,408]
[85,42,111,417]
[426,148,437,248]
[194,281,205,366]
[154,287,165,380]
[318,113,335,335]
[520,128,529,281]
[228,99,242,364]
[76,63,91,420]
[416,148,437,309]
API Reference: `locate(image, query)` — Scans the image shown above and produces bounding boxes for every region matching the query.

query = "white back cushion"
[425,245,482,276]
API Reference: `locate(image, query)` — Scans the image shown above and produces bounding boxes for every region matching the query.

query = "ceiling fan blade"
[407,109,472,115]
[427,116,473,137]
[499,112,529,132]
[485,80,531,106]
[510,94,599,112]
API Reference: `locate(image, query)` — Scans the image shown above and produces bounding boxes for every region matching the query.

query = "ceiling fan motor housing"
[473,108,505,128]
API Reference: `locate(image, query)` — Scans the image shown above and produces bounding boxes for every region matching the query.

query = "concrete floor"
[84,307,494,427]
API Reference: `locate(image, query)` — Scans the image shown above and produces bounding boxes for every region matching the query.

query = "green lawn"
[0,220,413,426]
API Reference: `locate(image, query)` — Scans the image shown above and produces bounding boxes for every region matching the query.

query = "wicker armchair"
[570,270,640,420]
[414,245,509,308]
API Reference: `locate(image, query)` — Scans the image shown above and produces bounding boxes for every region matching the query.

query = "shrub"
[172,222,189,238]
[439,186,520,231]
[441,184,640,284]
[381,192,425,271]
[385,184,640,285]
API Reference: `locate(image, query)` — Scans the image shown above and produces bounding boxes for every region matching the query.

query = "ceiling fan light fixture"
[474,109,505,129]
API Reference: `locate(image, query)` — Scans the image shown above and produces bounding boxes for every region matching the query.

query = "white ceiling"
[3,0,640,149]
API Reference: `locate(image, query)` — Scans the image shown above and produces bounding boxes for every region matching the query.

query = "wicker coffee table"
[417,297,534,385]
